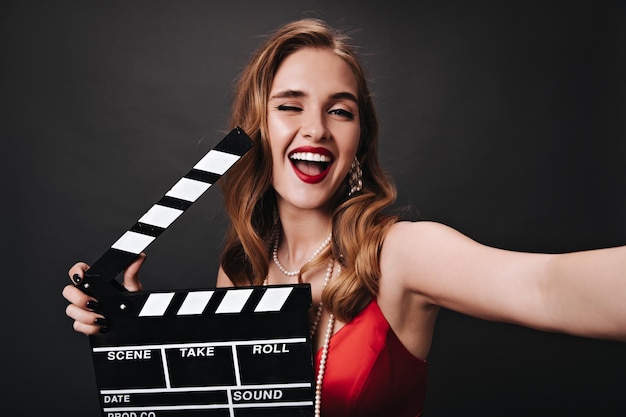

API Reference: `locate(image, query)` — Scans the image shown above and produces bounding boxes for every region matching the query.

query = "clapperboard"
[78,128,316,417]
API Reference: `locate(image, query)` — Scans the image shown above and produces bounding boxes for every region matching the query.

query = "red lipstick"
[288,146,334,184]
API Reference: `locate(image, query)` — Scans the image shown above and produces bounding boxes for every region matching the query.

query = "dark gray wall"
[3,0,625,416]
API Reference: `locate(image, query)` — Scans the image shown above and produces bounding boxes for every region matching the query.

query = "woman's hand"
[62,253,147,335]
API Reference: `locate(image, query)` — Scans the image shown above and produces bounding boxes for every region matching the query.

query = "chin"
[288,191,336,211]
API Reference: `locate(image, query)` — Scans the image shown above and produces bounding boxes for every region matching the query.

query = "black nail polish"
[86,300,100,312]
[72,273,82,285]
[94,317,108,327]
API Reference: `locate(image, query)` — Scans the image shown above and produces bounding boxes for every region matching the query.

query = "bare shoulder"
[380,220,475,294]
[379,221,449,285]
[383,220,462,253]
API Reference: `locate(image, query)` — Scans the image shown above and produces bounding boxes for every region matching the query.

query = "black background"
[2,1,626,416]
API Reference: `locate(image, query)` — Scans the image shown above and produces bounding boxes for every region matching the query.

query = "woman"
[63,18,626,417]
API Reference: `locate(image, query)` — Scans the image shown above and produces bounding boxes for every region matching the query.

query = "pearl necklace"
[314,263,339,417]
[264,249,338,417]
[316,313,334,416]
[273,232,332,277]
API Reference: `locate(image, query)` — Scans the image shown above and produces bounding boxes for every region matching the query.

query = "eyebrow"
[269,89,358,103]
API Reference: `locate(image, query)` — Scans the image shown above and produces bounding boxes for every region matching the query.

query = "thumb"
[122,253,146,292]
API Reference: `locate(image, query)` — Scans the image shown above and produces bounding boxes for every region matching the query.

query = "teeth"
[289,152,331,162]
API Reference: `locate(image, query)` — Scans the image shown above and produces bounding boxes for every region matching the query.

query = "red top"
[315,299,428,417]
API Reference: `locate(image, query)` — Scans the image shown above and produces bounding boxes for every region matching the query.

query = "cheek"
[341,129,360,159]
[266,122,287,161]
[267,116,297,155]
[337,135,360,177]
[267,111,299,135]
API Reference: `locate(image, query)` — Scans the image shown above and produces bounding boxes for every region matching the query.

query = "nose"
[299,109,329,142]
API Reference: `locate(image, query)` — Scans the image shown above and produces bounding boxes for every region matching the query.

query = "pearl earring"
[348,157,362,196]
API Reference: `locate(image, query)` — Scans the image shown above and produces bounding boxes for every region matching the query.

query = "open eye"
[329,108,355,120]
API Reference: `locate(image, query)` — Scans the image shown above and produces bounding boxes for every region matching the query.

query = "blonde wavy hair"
[219,18,399,322]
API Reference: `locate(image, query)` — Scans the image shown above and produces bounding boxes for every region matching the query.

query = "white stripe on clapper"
[215,289,254,314]
[138,292,176,317]
[165,177,212,202]
[111,231,156,255]
[194,150,241,175]
[137,205,184,229]
[254,287,293,312]
[176,291,214,315]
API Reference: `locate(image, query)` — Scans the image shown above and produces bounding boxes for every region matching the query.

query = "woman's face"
[267,47,360,212]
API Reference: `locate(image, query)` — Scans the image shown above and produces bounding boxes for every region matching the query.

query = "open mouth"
[288,148,334,184]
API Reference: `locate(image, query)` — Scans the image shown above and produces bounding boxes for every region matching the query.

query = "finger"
[65,303,108,335]
[62,284,102,313]
[72,318,106,336]
[62,284,94,306]
[65,302,102,322]
[122,253,146,292]
[68,262,91,285]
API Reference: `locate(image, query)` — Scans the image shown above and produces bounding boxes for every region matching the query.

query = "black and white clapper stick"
[78,127,253,319]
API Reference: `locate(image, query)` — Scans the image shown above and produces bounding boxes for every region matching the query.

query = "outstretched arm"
[543,245,626,338]
[384,221,626,341]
